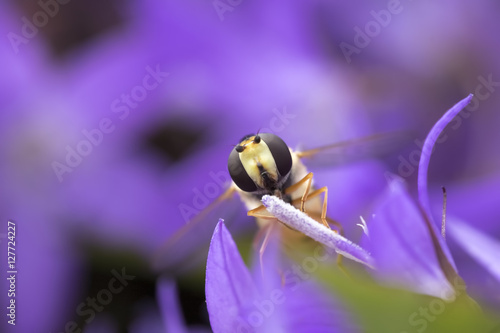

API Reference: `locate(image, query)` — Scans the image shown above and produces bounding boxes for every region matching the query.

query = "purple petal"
[157,279,188,333]
[206,219,259,332]
[250,228,360,333]
[416,95,473,275]
[261,195,373,268]
[282,281,360,333]
[448,218,500,283]
[418,94,473,218]
[364,177,455,299]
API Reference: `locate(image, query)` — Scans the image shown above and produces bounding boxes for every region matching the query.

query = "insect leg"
[292,187,348,274]
[284,172,314,212]
[304,186,331,229]
[248,205,279,277]
[305,188,341,232]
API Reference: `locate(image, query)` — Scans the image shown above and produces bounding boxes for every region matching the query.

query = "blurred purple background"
[1,0,499,332]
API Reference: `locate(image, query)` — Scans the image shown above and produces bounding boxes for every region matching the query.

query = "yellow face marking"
[238,136,278,188]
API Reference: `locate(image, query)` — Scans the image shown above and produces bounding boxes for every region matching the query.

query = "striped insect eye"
[227,133,292,192]
[228,148,258,192]
[258,133,292,178]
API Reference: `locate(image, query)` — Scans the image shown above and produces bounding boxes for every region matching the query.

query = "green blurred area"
[317,262,498,333]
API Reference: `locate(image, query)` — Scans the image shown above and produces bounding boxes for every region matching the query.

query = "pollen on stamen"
[261,195,374,268]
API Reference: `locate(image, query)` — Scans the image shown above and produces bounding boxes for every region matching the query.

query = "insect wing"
[153,185,243,273]
[296,131,411,167]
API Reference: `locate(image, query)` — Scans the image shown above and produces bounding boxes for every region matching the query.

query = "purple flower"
[205,220,360,333]
[1,1,379,329]
[363,178,456,299]
[3,0,498,331]
[361,95,473,299]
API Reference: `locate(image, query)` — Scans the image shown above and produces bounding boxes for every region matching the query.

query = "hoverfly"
[154,131,406,272]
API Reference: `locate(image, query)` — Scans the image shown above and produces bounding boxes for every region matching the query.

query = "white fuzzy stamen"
[262,195,374,268]
[357,216,370,237]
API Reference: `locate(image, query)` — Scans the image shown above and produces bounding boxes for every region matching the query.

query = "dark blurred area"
[14,0,125,56]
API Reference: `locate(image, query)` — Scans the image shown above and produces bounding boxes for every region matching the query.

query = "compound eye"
[228,147,257,192]
[258,133,292,178]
